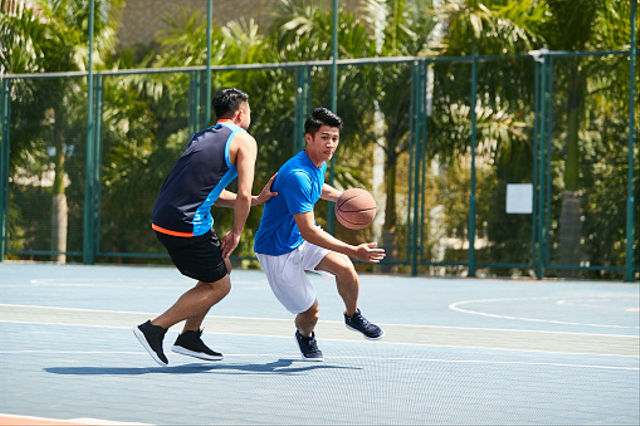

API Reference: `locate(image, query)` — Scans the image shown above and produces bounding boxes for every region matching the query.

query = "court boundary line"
[1,320,639,359]
[2,303,638,338]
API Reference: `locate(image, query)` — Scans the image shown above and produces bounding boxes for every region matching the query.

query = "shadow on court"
[44,359,360,376]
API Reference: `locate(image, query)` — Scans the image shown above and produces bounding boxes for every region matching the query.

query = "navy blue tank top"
[152,120,242,237]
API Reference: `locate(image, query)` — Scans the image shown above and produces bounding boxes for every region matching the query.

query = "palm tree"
[353,0,439,269]
[2,0,123,262]
[423,0,546,273]
[540,0,623,270]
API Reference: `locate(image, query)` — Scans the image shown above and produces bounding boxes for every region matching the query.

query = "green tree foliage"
[2,0,123,261]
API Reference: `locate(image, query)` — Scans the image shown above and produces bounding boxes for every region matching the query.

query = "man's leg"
[182,258,231,331]
[294,299,323,361]
[133,275,230,365]
[135,231,230,365]
[151,274,231,330]
[316,251,384,340]
[315,251,359,316]
[295,299,320,337]
[151,275,230,362]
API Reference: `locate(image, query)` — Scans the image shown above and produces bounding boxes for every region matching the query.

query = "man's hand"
[353,242,386,263]
[253,173,279,205]
[220,229,242,260]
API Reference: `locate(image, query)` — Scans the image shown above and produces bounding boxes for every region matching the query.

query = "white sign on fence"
[506,183,533,214]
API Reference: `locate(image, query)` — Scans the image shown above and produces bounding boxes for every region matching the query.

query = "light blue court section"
[1,262,639,425]
[1,263,638,334]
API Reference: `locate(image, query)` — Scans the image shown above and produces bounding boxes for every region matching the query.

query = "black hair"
[212,88,249,119]
[304,107,343,136]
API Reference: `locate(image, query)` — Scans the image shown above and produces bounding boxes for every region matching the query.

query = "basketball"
[335,188,376,230]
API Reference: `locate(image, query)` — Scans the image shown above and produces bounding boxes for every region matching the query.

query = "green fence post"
[419,60,429,271]
[468,49,478,277]
[536,52,547,279]
[0,78,10,262]
[205,0,213,127]
[544,57,554,271]
[626,0,637,282]
[532,59,540,272]
[409,61,417,275]
[83,0,96,264]
[327,0,339,235]
[93,73,104,258]
[294,66,311,154]
[411,60,425,276]
[188,70,202,135]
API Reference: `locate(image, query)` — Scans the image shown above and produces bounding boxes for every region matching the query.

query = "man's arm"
[320,183,341,202]
[220,132,257,259]
[214,190,237,208]
[293,211,385,263]
[214,173,278,208]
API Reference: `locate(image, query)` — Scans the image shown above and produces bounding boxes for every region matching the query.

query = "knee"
[334,254,357,281]
[218,278,231,297]
[303,303,320,322]
[201,276,231,298]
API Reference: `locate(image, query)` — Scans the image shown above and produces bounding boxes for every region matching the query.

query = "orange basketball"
[335,188,376,230]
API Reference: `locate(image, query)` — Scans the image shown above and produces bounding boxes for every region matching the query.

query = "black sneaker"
[171,329,223,361]
[344,309,385,340]
[295,330,324,362]
[133,320,168,366]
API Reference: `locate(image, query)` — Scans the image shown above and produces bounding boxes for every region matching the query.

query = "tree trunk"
[381,149,398,273]
[52,108,67,264]
[558,65,584,272]
[559,190,581,268]
[51,193,68,263]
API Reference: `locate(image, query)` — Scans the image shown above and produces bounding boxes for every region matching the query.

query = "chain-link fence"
[1,53,638,280]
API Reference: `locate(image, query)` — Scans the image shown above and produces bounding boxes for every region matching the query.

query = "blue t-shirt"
[254,150,326,255]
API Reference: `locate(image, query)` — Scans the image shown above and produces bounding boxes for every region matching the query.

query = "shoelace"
[301,333,320,351]
[353,312,373,330]
[307,338,320,353]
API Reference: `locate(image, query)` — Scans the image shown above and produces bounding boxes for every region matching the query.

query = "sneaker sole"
[294,335,324,362]
[345,324,385,340]
[132,327,168,367]
[171,345,224,361]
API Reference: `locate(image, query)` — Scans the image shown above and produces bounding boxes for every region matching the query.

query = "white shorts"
[256,241,333,314]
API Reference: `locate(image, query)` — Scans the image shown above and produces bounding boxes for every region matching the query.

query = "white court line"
[2,322,637,358]
[1,303,637,338]
[0,350,637,371]
[449,297,640,329]
[0,303,161,316]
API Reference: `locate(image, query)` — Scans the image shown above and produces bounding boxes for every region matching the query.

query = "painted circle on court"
[449,295,640,329]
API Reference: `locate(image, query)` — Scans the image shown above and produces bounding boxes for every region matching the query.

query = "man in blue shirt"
[254,107,385,361]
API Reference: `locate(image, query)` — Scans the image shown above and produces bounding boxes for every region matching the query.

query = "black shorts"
[156,229,228,283]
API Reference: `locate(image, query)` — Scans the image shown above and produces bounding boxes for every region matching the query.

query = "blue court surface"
[0,262,638,425]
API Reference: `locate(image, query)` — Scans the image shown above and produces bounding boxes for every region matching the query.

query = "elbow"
[236,192,251,203]
[298,228,314,242]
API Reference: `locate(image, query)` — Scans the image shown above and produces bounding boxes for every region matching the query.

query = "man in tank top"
[133,88,277,366]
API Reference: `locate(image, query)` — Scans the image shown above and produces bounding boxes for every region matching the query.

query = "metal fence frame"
[0,50,637,281]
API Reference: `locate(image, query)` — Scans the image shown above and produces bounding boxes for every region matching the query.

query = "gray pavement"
[0,262,638,425]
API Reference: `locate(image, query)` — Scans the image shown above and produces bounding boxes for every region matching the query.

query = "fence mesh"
[1,53,638,280]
